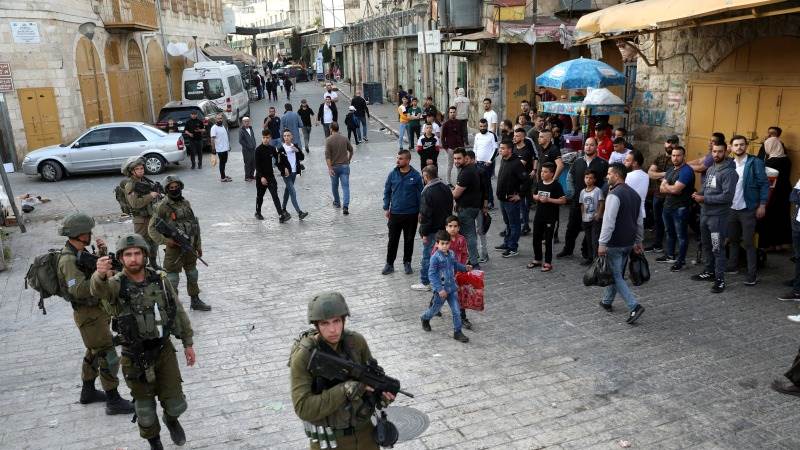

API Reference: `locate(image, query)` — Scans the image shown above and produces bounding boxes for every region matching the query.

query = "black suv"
[156,100,225,152]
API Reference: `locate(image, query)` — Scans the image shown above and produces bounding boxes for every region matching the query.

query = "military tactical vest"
[126,177,155,217]
[110,269,184,343]
[160,198,199,243]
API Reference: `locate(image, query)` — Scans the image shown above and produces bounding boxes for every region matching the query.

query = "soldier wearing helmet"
[91,233,196,450]
[288,292,395,449]
[56,212,134,415]
[121,156,160,268]
[148,175,210,311]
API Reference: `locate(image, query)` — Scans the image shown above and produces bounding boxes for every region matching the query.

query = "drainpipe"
[154,0,173,101]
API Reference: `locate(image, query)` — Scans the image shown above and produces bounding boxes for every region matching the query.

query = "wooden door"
[17,87,62,151]
[146,40,168,119]
[75,37,110,127]
[736,86,759,152]
[127,41,148,123]
[712,86,739,144]
[755,87,781,144]
[686,85,717,160]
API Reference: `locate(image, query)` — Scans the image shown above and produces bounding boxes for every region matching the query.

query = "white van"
[182,61,250,127]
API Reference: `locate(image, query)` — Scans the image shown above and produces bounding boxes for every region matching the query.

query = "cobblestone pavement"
[2,80,800,450]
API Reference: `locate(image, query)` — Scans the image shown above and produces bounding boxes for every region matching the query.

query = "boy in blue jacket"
[421,230,472,343]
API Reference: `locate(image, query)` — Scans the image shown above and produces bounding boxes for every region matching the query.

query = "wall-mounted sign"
[0,63,13,92]
[11,22,41,44]
[417,30,442,54]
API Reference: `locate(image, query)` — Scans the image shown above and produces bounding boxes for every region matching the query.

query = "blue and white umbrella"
[536,57,625,90]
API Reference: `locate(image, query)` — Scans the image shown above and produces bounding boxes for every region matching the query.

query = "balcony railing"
[99,0,159,32]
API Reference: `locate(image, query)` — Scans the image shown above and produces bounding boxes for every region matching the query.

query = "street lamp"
[78,22,104,124]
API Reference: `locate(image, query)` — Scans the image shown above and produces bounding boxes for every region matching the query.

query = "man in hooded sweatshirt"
[690,142,738,293]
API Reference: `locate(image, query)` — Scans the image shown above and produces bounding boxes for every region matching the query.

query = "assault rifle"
[133,178,164,200]
[153,217,208,266]
[307,349,414,405]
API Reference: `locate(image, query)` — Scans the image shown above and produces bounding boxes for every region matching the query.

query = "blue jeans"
[500,200,522,251]
[282,172,302,213]
[419,233,436,285]
[458,207,480,265]
[652,196,665,247]
[520,196,530,228]
[398,123,408,149]
[663,206,689,263]
[356,114,368,139]
[421,289,462,333]
[601,246,640,311]
[330,164,350,208]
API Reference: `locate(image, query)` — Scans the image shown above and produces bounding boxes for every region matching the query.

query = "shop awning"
[202,46,258,65]
[497,18,576,45]
[575,0,791,42]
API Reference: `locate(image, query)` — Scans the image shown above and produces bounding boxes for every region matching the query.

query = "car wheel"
[143,154,166,175]
[39,160,63,182]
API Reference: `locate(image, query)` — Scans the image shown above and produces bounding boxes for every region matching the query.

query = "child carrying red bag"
[456,270,485,312]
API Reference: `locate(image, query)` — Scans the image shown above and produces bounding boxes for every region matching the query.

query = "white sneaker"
[411,283,431,291]
[788,314,800,323]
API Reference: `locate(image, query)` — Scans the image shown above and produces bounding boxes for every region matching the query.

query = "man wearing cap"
[289,292,395,450]
[646,135,680,252]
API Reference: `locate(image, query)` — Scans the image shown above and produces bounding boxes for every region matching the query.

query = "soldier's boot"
[164,415,186,446]
[190,296,212,311]
[147,436,164,450]
[79,380,106,404]
[105,388,135,415]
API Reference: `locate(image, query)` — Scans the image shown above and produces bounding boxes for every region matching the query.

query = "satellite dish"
[167,42,189,56]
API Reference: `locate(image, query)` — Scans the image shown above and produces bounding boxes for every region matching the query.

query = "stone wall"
[631,14,800,159]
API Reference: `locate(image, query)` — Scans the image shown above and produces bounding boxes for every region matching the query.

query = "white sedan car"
[22,122,186,182]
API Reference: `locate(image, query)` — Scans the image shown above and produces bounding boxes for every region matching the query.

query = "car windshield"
[184,79,224,100]
[158,107,202,122]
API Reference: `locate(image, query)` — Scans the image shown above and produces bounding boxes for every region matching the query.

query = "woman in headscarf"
[758,136,793,250]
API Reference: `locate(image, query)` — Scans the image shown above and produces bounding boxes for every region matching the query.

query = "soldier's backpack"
[114,179,133,215]
[24,249,69,314]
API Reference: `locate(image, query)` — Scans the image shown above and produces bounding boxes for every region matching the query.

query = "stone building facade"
[0,0,226,165]
[623,14,800,170]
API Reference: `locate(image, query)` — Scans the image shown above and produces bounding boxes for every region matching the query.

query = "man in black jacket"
[412,165,454,291]
[496,140,529,257]
[351,89,370,142]
[254,129,289,222]
[239,117,257,182]
[183,110,204,169]
[560,137,608,262]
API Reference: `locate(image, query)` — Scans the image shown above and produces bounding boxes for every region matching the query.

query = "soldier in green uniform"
[91,233,196,450]
[122,157,160,268]
[56,212,135,415]
[289,292,395,450]
[147,175,211,311]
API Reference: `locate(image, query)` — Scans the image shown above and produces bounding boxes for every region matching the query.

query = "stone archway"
[76,37,111,127]
[146,40,169,115]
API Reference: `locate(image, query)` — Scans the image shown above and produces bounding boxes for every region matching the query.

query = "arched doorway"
[146,40,169,115]
[76,37,111,127]
[168,53,186,101]
[106,39,123,122]
[126,41,149,122]
[686,36,800,180]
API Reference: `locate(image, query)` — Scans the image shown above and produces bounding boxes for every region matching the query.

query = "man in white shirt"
[473,118,498,208]
[623,149,649,217]
[323,83,339,103]
[209,113,231,182]
[482,98,498,135]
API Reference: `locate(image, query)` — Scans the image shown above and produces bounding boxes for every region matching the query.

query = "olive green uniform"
[125,178,159,265]
[91,268,193,440]
[289,329,379,450]
[57,242,120,391]
[147,196,201,297]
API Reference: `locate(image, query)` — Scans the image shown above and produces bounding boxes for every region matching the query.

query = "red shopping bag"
[456,270,485,311]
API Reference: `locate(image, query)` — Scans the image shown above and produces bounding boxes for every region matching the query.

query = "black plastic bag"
[628,251,650,286]
[583,255,614,287]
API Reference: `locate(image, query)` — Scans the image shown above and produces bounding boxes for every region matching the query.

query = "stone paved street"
[3,80,800,450]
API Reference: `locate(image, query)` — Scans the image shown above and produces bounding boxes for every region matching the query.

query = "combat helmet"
[162,174,184,190]
[115,233,150,256]
[121,156,145,177]
[59,212,95,237]
[307,291,350,323]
